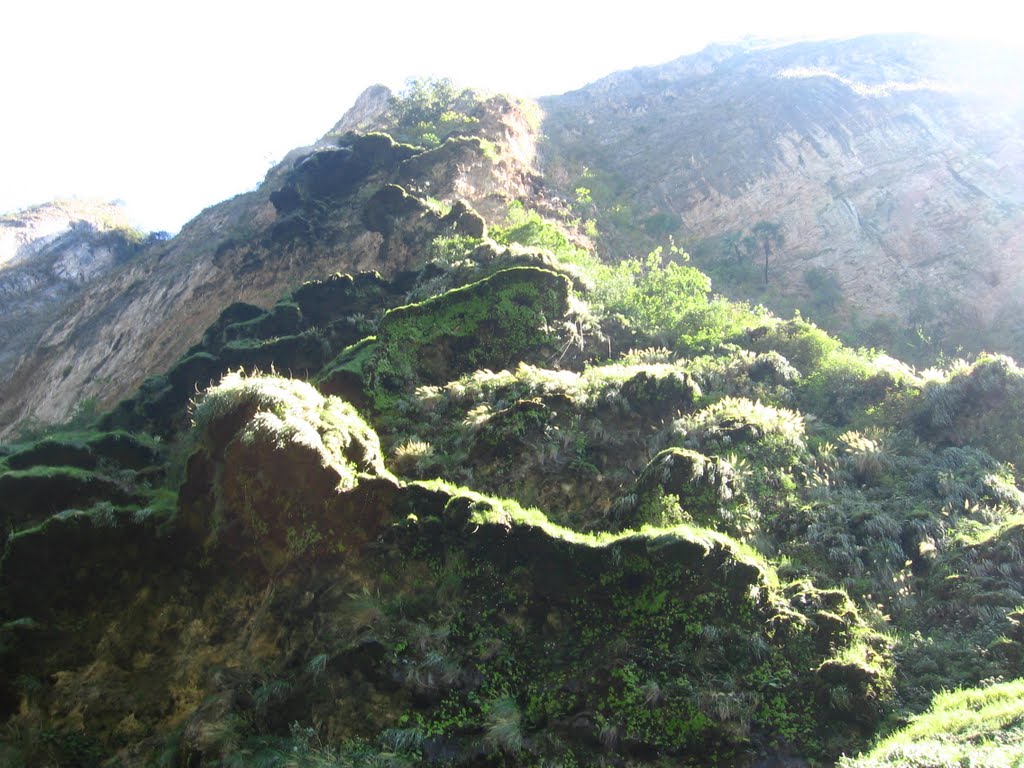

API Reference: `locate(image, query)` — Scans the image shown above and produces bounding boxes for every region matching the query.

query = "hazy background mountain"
[539,35,1024,362]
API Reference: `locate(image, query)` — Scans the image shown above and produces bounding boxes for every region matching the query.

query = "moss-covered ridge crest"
[180,371,397,571]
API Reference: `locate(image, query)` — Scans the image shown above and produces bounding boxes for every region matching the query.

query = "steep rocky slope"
[539,35,1024,361]
[2,205,1023,765]
[2,41,1024,766]
[0,87,542,436]
[0,200,148,390]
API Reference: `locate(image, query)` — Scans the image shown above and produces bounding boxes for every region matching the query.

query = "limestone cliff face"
[0,200,145,390]
[0,89,542,434]
[539,35,1024,359]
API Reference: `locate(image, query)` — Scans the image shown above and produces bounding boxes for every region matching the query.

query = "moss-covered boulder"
[925,516,1024,629]
[361,484,887,762]
[4,439,97,470]
[362,184,431,234]
[290,271,397,328]
[180,372,397,571]
[915,354,1024,467]
[371,266,571,390]
[222,300,303,343]
[274,134,417,209]
[619,369,701,417]
[0,503,177,619]
[87,430,162,470]
[440,199,487,239]
[645,447,734,508]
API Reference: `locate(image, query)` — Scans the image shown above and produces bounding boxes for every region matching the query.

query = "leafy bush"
[590,245,765,352]
[491,201,595,270]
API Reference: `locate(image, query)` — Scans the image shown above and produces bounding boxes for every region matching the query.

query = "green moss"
[1,502,180,618]
[747,317,843,374]
[183,372,395,569]
[0,466,147,542]
[628,448,737,531]
[371,266,570,392]
[191,371,386,482]
[915,354,1024,467]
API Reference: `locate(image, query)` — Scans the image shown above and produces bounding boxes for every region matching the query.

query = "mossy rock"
[109,328,330,440]
[4,431,161,473]
[342,131,418,168]
[915,354,1024,466]
[98,375,177,437]
[273,132,416,211]
[268,213,313,244]
[371,266,571,391]
[287,149,360,201]
[631,448,735,526]
[377,483,871,758]
[87,431,162,470]
[471,398,552,462]
[0,505,177,619]
[316,337,377,409]
[619,369,701,418]
[440,200,487,239]
[291,271,396,328]
[815,658,884,725]
[198,302,265,352]
[167,351,223,394]
[0,467,145,542]
[397,135,489,185]
[221,331,328,375]
[926,518,1024,628]
[402,481,773,604]
[222,301,303,344]
[180,372,395,571]
[780,580,860,651]
[362,184,430,234]
[4,439,97,471]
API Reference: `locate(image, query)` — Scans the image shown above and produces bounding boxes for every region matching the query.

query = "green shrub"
[387,77,481,148]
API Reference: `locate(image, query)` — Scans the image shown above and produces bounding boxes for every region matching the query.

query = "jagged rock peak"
[327,83,393,136]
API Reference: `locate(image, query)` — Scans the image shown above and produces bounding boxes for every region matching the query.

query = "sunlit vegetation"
[1,121,1022,768]
[839,679,1024,768]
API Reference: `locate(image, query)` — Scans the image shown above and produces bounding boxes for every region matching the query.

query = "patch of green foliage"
[369,266,571,395]
[915,354,1024,467]
[387,77,482,148]
[839,679,1024,768]
[491,201,595,272]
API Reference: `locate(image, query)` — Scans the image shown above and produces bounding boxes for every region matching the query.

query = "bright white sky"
[1,0,1017,232]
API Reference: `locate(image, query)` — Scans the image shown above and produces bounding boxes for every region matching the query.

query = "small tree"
[751,221,784,285]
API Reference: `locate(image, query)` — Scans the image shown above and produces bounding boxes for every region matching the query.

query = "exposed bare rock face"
[0,200,147,390]
[0,88,542,435]
[539,34,1024,361]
